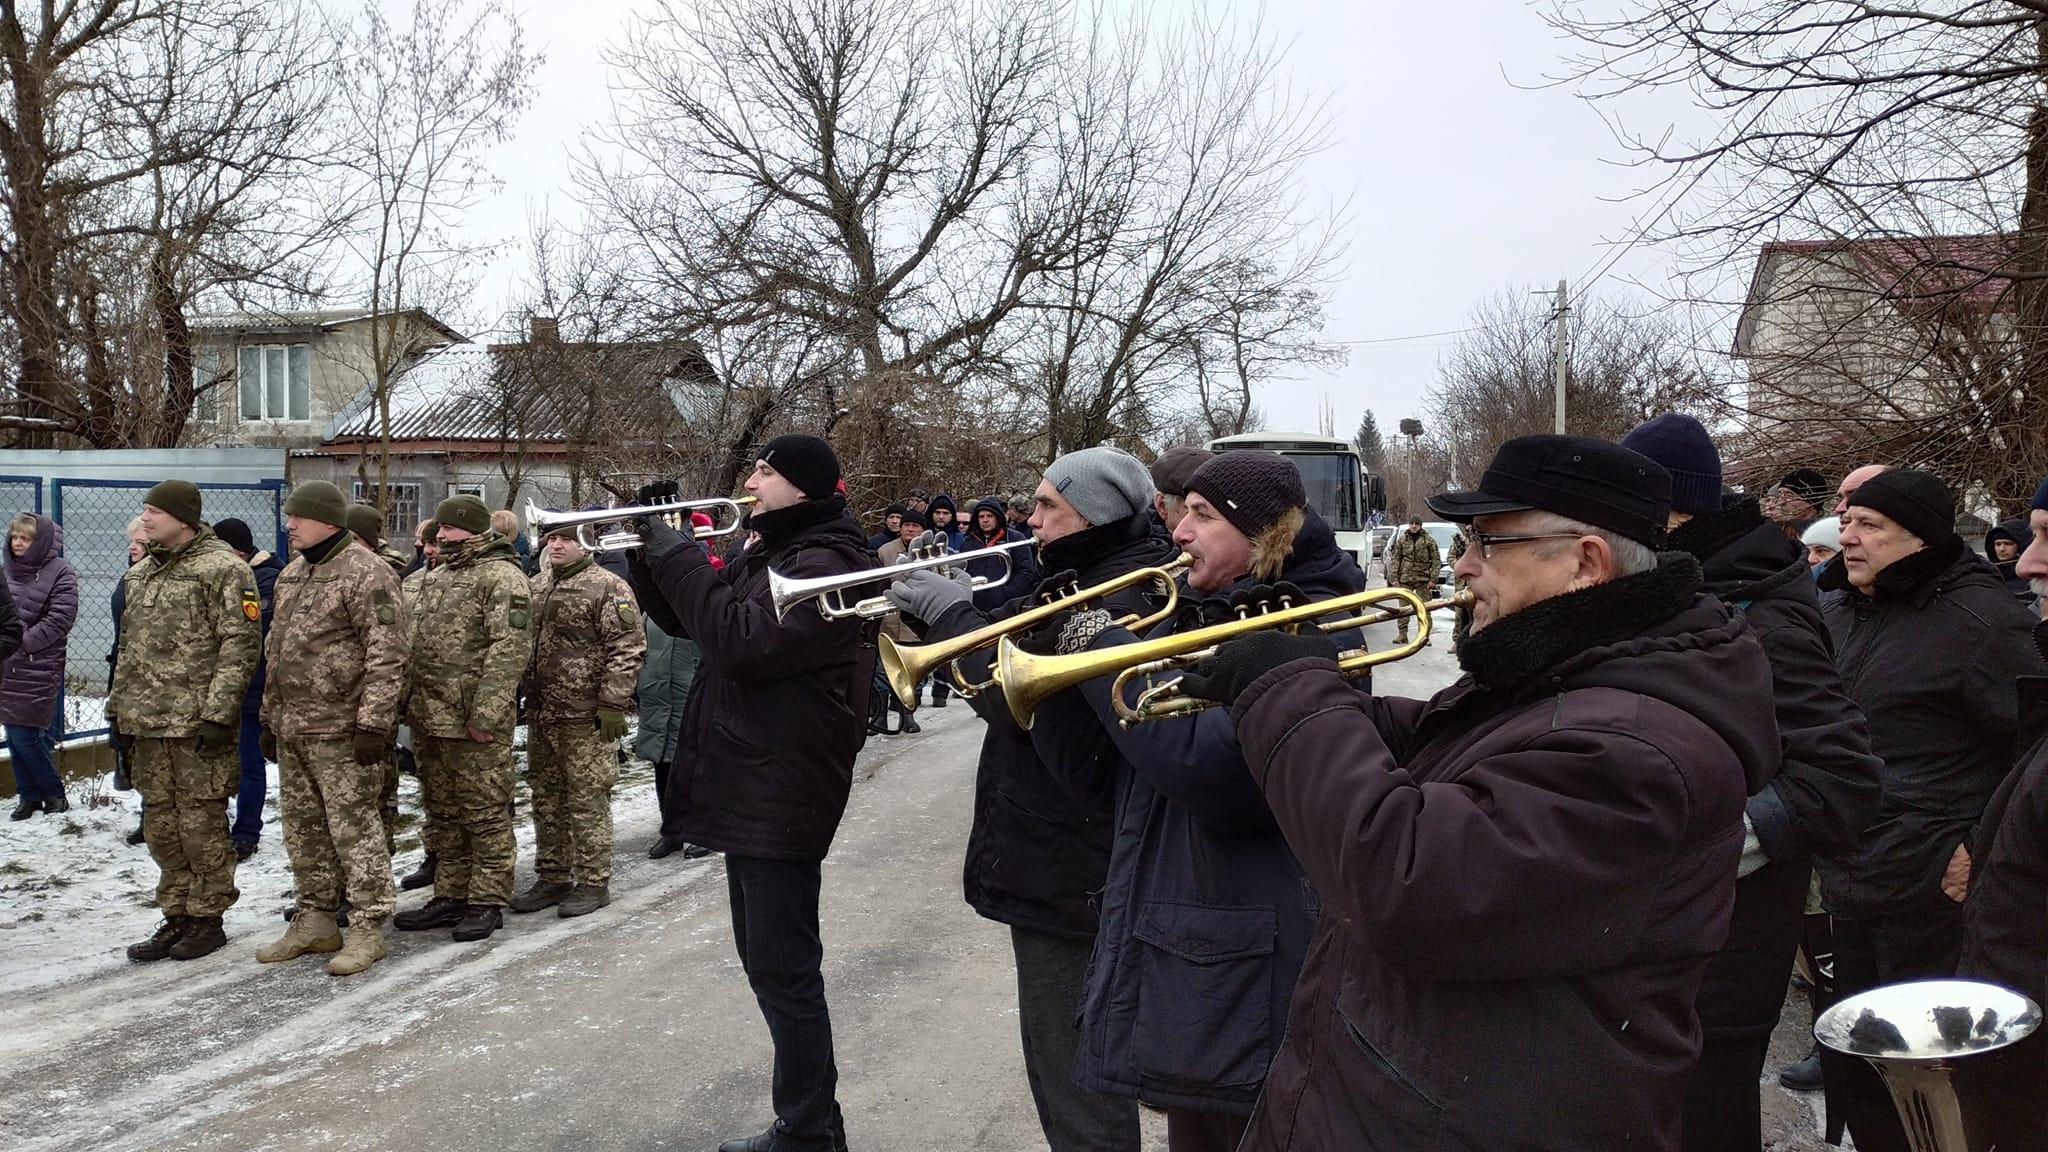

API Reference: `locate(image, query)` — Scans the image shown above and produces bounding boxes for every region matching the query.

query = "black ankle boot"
[126,916,187,962]
[10,798,37,821]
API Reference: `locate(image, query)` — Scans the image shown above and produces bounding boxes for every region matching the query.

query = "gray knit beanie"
[1042,446,1156,527]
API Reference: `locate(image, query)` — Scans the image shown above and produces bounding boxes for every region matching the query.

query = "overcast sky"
[466,0,1703,441]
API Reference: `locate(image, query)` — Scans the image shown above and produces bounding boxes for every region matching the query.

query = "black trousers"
[653,758,687,839]
[1680,1034,1770,1152]
[1822,897,1967,1152]
[727,854,841,1151]
[1958,1027,2047,1152]
[1010,926,1141,1152]
[1165,1108,1249,1152]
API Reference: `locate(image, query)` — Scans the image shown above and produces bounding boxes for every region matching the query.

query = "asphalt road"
[0,601,1832,1151]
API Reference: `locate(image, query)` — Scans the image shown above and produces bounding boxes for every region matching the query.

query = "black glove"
[1176,629,1341,705]
[1013,606,1077,656]
[259,729,278,762]
[1028,569,1081,607]
[196,720,237,754]
[636,480,680,505]
[353,729,388,766]
[635,513,694,563]
[1227,582,1308,619]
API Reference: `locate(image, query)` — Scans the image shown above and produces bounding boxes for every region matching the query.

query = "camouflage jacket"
[405,533,532,740]
[106,526,261,736]
[261,534,410,739]
[525,556,646,723]
[1388,528,1442,586]
[375,544,408,573]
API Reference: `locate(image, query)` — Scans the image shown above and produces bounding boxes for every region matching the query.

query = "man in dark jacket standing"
[215,517,284,860]
[1623,415,1884,1152]
[1953,472,2048,1152]
[1177,435,1778,1152]
[1816,468,2044,1152]
[886,446,1169,1152]
[962,497,1038,613]
[626,435,877,1152]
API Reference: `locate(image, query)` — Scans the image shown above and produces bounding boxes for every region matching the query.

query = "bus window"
[1290,453,1363,533]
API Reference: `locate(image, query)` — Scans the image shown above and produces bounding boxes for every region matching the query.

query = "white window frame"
[351,480,421,541]
[238,342,312,422]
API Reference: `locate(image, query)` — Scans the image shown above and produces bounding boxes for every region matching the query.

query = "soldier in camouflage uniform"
[348,503,410,574]
[509,525,646,918]
[255,482,410,976]
[106,480,262,963]
[391,495,533,944]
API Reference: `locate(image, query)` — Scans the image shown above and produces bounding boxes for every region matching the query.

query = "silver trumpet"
[1814,978,2041,1152]
[526,496,755,554]
[770,538,1037,621]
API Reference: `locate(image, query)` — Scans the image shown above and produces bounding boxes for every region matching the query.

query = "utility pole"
[1550,279,1569,434]
[1399,417,1424,517]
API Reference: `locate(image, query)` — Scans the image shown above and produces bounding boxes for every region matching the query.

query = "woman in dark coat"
[3,513,79,818]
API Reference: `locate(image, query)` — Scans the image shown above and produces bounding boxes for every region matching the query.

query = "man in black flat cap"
[1173,434,1781,1152]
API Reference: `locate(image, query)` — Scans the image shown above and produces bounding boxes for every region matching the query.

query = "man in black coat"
[885,446,1169,1152]
[1816,468,2044,1152]
[215,517,284,860]
[626,435,877,1152]
[1624,415,1884,1152]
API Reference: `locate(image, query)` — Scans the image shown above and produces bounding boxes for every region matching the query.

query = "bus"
[1204,432,1385,564]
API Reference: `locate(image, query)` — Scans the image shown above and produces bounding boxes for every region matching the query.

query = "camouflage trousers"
[1393,581,1435,641]
[416,733,515,907]
[528,721,619,886]
[131,737,241,917]
[279,738,397,922]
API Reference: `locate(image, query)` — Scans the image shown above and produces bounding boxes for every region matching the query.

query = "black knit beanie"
[1183,450,1307,538]
[145,479,204,529]
[1846,468,1954,545]
[759,434,841,500]
[213,517,255,554]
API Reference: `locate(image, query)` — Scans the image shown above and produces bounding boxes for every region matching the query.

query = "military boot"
[451,904,502,942]
[507,879,573,913]
[257,909,343,963]
[393,895,466,931]
[168,916,227,961]
[556,884,610,918]
[398,853,437,891]
[327,921,387,976]
[126,916,187,963]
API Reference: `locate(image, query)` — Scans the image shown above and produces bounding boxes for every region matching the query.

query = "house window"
[451,482,487,501]
[192,347,223,424]
[352,480,421,541]
[239,342,312,421]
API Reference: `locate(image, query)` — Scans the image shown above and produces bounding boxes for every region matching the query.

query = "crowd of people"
[3,417,2047,1152]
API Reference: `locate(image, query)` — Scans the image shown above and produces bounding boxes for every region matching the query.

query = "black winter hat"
[1184,450,1307,538]
[928,493,958,515]
[2032,473,2048,514]
[758,434,841,500]
[1775,467,1831,510]
[213,517,255,554]
[1427,434,1671,548]
[899,506,927,530]
[1845,468,1954,546]
[145,479,204,529]
[283,480,349,529]
[1150,446,1215,498]
[1620,414,1721,516]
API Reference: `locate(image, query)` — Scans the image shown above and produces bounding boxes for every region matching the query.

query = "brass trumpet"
[995,587,1474,729]
[526,495,754,553]
[768,538,1038,621]
[876,555,1193,710]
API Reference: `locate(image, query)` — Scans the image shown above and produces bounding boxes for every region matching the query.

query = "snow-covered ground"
[0,728,663,997]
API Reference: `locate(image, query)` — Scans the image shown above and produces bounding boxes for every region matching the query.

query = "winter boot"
[451,904,502,942]
[326,921,387,976]
[126,822,147,846]
[556,884,610,918]
[507,879,573,914]
[10,798,36,821]
[168,916,227,961]
[256,909,343,963]
[898,713,922,735]
[1779,1044,1824,1092]
[399,854,437,891]
[393,895,466,931]
[40,794,68,815]
[126,916,187,962]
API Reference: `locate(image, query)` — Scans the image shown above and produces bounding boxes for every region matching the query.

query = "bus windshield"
[1288,453,1362,533]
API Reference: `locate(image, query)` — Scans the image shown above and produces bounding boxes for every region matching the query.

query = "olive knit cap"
[434,493,492,536]
[282,481,349,528]
[144,479,204,529]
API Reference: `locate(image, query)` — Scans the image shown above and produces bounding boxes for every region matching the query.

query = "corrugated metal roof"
[190,306,466,344]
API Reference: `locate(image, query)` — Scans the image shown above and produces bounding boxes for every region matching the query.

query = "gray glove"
[907,529,948,559]
[885,566,975,625]
[1735,813,1768,879]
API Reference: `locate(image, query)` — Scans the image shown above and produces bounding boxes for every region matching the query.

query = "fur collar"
[1457,553,1704,695]
[1249,508,1307,582]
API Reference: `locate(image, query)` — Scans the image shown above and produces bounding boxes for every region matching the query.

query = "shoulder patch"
[241,586,261,622]
[509,590,531,630]
[616,599,635,626]
[372,586,395,625]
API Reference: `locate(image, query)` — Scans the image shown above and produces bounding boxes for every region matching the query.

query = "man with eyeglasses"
[1173,434,1780,1151]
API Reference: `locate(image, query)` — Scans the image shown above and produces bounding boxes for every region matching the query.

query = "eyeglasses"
[1465,529,1587,560]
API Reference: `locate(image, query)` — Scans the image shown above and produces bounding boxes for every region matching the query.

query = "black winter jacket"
[1027,508,1364,1115]
[241,550,284,713]
[924,512,1176,939]
[631,497,879,862]
[1671,500,1884,1038]
[1819,538,2044,916]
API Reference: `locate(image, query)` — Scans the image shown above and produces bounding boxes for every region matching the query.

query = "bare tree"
[333,0,538,512]
[1549,0,2048,509]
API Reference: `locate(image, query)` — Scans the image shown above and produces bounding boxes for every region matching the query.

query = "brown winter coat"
[262,533,410,739]
[525,555,645,722]
[1228,556,1777,1151]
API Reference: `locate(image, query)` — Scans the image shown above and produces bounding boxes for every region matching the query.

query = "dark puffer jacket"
[0,516,79,728]
[1026,508,1364,1115]
[923,512,1175,939]
[963,497,1037,611]
[631,497,879,863]
[1670,499,1883,1038]
[1985,518,2034,601]
[1231,555,1777,1151]
[1818,538,2044,917]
